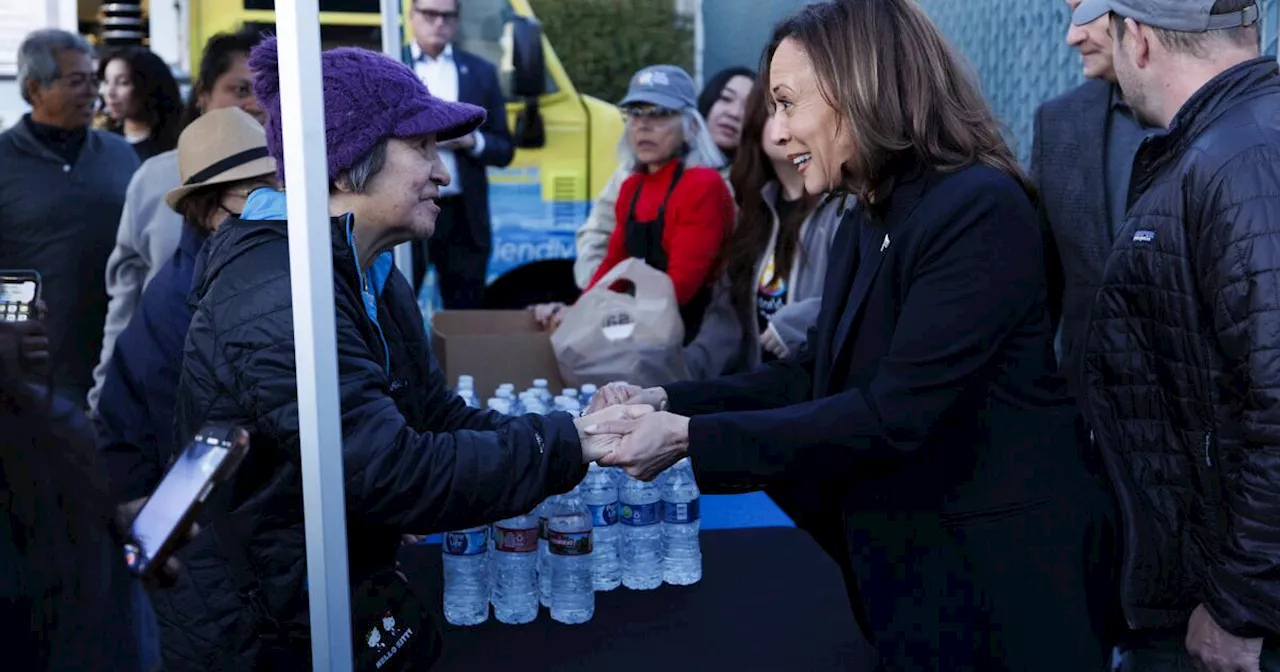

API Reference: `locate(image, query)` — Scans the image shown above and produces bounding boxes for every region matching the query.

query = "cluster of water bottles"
[441,377,703,627]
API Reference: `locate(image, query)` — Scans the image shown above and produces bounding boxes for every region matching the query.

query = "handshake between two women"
[571,384,692,481]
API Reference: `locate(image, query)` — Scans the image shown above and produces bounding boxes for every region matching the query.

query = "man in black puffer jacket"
[155,40,645,670]
[1083,1,1280,670]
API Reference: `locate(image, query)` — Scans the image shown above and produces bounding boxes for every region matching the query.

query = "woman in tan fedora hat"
[96,105,277,502]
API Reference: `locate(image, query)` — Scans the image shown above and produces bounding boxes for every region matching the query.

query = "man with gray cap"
[1081,1,1280,670]
[1032,0,1158,399]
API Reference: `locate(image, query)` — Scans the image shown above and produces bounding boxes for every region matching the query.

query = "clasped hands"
[572,383,690,481]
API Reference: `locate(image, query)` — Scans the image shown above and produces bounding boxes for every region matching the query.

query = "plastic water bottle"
[581,463,621,591]
[609,467,627,487]
[553,395,581,416]
[580,383,598,409]
[487,398,512,416]
[522,392,547,415]
[548,488,594,624]
[456,375,479,408]
[661,458,702,585]
[533,378,553,405]
[618,474,663,590]
[535,495,561,607]
[442,526,490,625]
[490,511,540,624]
[563,388,579,403]
[497,387,522,415]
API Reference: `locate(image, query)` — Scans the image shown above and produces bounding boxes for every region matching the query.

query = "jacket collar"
[8,114,89,164]
[1131,57,1280,196]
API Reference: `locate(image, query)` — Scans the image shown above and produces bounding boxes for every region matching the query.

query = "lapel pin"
[880,233,890,252]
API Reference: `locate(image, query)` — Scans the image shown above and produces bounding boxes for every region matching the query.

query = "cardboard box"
[430,310,563,401]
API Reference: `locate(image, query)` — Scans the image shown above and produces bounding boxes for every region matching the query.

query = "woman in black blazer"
[584,1,1117,669]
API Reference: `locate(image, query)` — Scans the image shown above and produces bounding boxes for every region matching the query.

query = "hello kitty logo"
[366,627,384,650]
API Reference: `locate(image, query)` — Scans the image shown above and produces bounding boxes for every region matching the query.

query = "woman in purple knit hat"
[155,39,648,671]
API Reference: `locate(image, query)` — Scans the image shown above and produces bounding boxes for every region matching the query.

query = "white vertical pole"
[273,1,354,670]
[382,0,416,282]
[692,0,705,89]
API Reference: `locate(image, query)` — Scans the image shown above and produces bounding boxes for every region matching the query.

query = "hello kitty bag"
[349,567,433,671]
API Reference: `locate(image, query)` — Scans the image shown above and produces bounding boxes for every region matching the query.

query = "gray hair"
[617,108,726,172]
[332,138,389,194]
[17,29,94,104]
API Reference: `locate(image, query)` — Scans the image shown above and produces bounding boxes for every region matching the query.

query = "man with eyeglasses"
[0,29,139,403]
[403,0,514,309]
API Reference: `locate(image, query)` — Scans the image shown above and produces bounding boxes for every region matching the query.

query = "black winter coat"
[1083,57,1280,639]
[157,205,586,670]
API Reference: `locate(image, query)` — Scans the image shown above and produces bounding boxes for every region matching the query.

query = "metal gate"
[702,0,1280,166]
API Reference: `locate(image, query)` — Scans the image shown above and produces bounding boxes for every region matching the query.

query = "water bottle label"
[547,530,593,556]
[587,502,618,527]
[443,528,488,556]
[663,498,701,524]
[619,501,661,526]
[493,525,538,553]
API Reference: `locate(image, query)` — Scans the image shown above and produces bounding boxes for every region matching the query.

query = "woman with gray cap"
[159,39,647,671]
[537,64,735,344]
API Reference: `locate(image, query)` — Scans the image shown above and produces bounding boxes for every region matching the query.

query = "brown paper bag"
[551,258,690,388]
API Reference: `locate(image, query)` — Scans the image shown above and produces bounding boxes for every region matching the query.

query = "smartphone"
[123,425,251,578]
[0,270,40,322]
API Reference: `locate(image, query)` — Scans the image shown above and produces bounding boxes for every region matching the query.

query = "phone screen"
[0,279,36,322]
[126,433,234,574]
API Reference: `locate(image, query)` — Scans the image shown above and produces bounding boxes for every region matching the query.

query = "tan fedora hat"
[164,107,277,210]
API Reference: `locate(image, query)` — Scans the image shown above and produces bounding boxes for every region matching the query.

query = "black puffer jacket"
[156,192,586,670]
[1082,57,1280,639]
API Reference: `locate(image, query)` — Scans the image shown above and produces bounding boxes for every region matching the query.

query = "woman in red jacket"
[537,65,735,343]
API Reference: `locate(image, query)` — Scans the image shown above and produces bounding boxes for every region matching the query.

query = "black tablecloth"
[399,526,876,671]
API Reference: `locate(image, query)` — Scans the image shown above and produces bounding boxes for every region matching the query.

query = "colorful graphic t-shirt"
[756,251,788,332]
[756,196,800,332]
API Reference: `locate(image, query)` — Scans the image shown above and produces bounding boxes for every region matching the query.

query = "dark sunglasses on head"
[623,105,679,120]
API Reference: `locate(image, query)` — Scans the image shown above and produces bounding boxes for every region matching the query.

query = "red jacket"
[588,159,735,304]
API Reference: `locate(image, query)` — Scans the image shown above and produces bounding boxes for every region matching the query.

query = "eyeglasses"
[56,72,100,89]
[413,7,458,22]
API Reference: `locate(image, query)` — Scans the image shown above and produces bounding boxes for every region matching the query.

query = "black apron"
[621,162,710,344]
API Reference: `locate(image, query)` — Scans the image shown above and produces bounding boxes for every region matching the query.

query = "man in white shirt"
[406,0,515,308]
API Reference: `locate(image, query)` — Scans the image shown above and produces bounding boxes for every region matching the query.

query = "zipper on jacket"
[1203,432,1212,467]
[345,216,392,376]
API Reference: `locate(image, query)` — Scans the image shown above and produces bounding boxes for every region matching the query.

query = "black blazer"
[664,159,1087,514]
[1030,78,1113,397]
[403,45,515,240]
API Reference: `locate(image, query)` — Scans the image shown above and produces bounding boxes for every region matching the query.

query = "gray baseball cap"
[1107,0,1260,31]
[1072,0,1110,26]
[618,65,697,111]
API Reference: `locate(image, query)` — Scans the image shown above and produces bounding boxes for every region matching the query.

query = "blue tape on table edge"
[416,492,794,545]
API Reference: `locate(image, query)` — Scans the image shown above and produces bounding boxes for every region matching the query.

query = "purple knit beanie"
[248,37,486,185]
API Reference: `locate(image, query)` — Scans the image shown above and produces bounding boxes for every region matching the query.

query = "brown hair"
[721,77,818,315]
[762,0,1033,209]
[1112,0,1259,56]
[174,177,275,232]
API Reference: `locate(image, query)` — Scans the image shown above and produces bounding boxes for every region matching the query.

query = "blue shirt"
[1105,85,1159,240]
